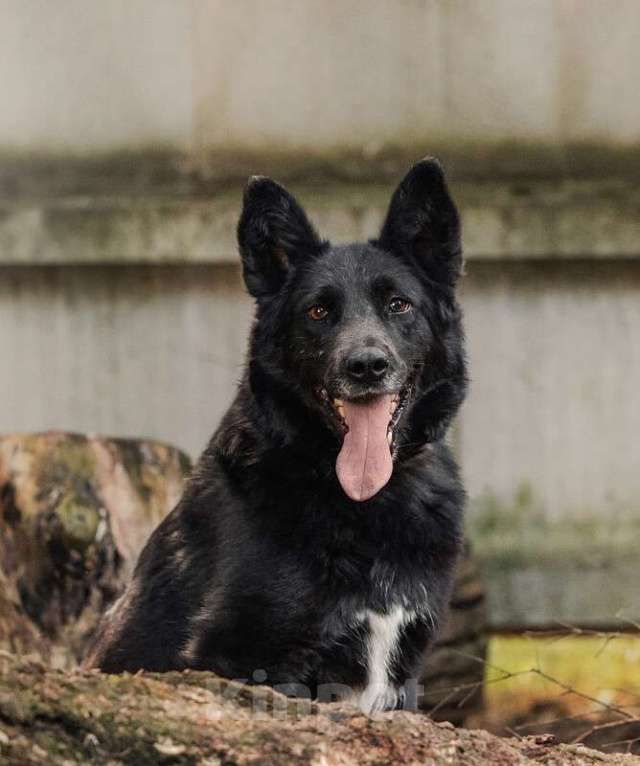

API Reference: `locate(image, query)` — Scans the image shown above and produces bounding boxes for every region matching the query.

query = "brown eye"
[388,297,412,314]
[307,305,329,321]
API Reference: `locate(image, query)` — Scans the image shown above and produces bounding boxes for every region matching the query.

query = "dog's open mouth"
[316,386,411,502]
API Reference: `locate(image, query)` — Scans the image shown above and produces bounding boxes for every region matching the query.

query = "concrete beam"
[1,179,639,265]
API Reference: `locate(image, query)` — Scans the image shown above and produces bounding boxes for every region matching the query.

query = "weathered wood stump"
[0,431,487,724]
[421,543,487,724]
[0,432,190,666]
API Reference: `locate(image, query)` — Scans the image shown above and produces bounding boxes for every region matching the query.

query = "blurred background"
[0,0,639,748]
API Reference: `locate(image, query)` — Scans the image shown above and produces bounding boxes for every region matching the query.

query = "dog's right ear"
[237,177,322,298]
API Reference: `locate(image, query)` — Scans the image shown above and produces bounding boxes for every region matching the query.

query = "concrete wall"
[0,0,639,628]
[1,0,639,154]
[460,260,640,628]
[461,260,640,523]
[191,0,640,151]
[0,264,251,455]
[3,256,639,527]
[0,0,192,152]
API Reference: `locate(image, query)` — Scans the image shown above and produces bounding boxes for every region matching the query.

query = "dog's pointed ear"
[377,158,462,287]
[237,176,322,298]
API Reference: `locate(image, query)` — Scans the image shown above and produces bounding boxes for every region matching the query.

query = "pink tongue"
[336,394,393,502]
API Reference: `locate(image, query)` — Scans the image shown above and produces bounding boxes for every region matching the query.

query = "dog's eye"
[388,297,412,314]
[307,305,329,321]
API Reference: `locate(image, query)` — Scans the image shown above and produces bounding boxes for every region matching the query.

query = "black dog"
[86,158,467,714]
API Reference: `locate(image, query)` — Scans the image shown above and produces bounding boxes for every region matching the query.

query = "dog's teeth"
[387,430,393,446]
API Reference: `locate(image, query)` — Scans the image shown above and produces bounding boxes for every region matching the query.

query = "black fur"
[87,158,467,713]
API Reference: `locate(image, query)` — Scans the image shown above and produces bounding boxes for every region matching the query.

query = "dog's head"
[237,158,466,502]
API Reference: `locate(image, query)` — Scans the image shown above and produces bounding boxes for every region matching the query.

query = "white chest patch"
[358,606,415,715]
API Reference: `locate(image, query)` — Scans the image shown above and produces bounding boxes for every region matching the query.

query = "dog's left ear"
[237,176,322,298]
[378,158,462,287]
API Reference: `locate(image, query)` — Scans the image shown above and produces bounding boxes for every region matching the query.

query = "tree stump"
[420,542,488,724]
[0,432,190,666]
[0,431,487,724]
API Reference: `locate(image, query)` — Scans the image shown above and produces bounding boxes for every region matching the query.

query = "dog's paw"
[358,683,403,716]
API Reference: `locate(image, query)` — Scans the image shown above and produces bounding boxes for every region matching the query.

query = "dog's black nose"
[345,349,390,383]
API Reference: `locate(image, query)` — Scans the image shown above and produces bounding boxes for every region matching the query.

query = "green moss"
[55,495,99,551]
[471,480,543,538]
[35,435,96,497]
[3,140,640,205]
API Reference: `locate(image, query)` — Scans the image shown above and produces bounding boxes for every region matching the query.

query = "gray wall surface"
[0,264,251,455]
[3,257,638,524]
[1,0,639,152]
[461,260,640,523]
[0,0,639,628]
